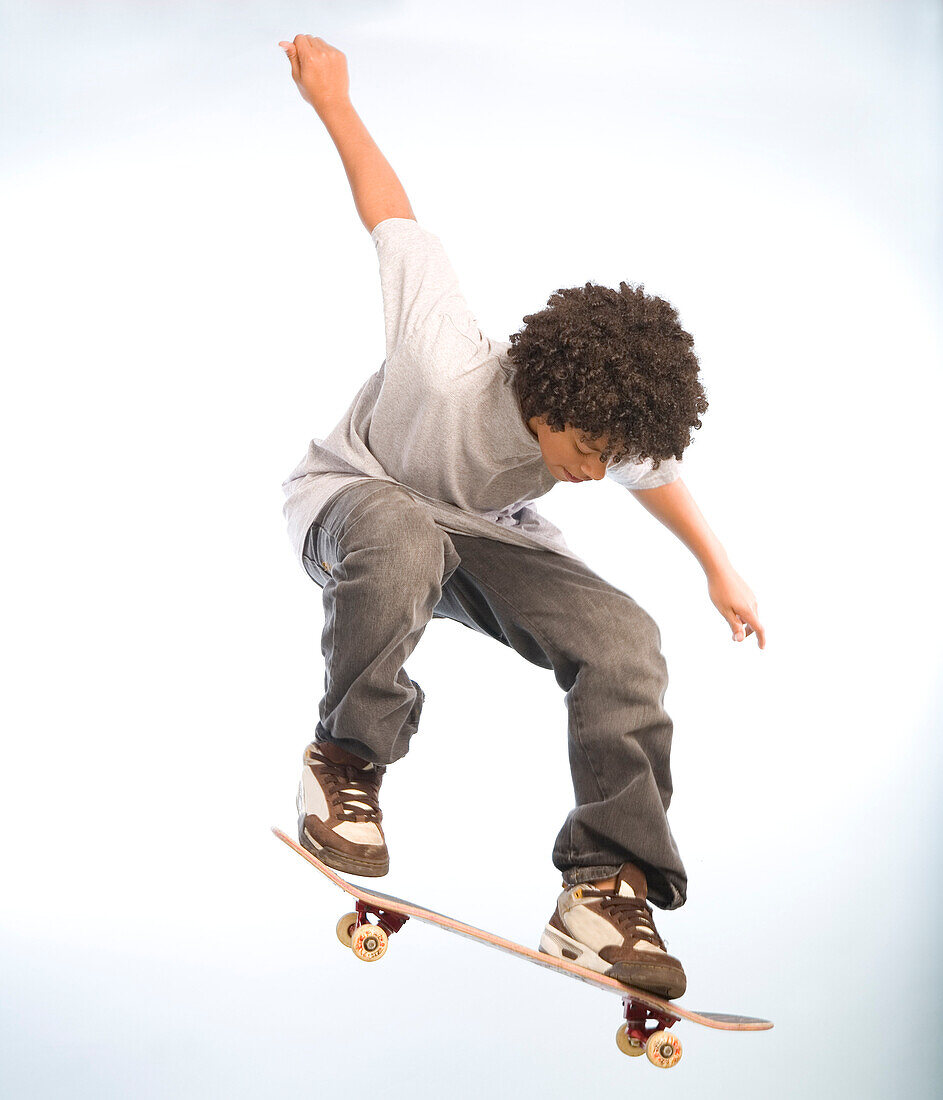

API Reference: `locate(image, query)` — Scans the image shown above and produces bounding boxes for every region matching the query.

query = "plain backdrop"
[1,1,941,1097]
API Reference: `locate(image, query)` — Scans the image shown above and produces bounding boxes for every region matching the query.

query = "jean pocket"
[302,522,334,587]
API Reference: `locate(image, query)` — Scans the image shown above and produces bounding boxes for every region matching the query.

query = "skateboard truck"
[335,900,409,962]
[617,997,683,1067]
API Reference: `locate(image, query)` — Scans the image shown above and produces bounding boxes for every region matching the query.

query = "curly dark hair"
[506,280,708,469]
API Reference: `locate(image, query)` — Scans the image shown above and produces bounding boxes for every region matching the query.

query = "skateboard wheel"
[615,1024,646,1057]
[646,1030,682,1069]
[336,912,359,948]
[351,922,388,962]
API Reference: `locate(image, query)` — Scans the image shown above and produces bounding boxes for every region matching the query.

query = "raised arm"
[278,34,415,233]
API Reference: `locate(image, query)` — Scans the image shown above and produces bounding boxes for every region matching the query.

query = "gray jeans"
[301,479,687,910]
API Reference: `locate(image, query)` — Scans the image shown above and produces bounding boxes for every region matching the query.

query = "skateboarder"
[277,35,766,1001]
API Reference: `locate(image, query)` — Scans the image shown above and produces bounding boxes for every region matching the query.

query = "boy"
[277,35,765,1000]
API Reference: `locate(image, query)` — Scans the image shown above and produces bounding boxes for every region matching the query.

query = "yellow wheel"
[351,922,388,962]
[646,1029,682,1069]
[615,1024,646,1057]
[335,912,359,948]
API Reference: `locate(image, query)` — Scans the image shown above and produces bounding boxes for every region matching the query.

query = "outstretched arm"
[278,34,415,233]
[630,479,766,649]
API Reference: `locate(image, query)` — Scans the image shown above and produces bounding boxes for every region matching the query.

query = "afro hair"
[506,280,708,470]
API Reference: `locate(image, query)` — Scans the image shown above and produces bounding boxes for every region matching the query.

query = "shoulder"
[607,454,683,490]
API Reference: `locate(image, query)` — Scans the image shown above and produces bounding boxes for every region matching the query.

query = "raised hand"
[278,34,351,116]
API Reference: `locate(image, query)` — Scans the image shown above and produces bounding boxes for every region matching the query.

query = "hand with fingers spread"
[278,34,351,116]
[707,564,766,648]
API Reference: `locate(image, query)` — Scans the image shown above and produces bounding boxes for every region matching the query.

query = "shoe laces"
[312,758,384,824]
[582,888,666,951]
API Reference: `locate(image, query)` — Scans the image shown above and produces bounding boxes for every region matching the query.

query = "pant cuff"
[561,864,623,887]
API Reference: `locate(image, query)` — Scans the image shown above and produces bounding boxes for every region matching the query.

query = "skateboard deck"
[273,826,772,1068]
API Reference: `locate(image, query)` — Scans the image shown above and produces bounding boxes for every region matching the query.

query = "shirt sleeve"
[371,217,483,378]
[606,454,683,490]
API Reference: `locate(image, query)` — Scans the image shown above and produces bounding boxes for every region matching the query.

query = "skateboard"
[272,826,772,1069]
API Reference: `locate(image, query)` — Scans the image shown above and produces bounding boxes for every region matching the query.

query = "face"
[526,416,617,483]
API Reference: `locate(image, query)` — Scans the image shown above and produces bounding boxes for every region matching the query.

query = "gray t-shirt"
[281,218,682,568]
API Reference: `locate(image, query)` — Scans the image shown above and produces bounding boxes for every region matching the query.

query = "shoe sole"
[539,925,610,972]
[539,926,684,999]
[296,814,389,878]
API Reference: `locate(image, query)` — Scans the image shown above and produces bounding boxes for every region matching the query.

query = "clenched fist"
[278,35,350,115]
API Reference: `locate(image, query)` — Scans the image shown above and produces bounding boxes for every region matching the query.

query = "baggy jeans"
[301,479,687,910]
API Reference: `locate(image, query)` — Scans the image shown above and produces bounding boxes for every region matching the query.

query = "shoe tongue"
[312,742,375,770]
[613,863,648,900]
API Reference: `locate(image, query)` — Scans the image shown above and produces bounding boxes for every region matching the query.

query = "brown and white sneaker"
[296,740,389,877]
[538,863,687,999]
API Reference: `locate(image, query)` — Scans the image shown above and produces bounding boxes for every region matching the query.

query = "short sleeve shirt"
[280,218,682,568]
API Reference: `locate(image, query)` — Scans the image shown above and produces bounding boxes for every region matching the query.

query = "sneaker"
[296,740,389,877]
[538,863,687,999]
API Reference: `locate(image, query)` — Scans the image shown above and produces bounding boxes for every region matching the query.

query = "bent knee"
[342,484,458,579]
[586,595,665,668]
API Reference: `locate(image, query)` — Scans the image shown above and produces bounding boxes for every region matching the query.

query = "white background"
[2,1,941,1096]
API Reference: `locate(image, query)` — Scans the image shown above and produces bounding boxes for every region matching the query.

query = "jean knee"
[346,487,457,587]
[587,595,666,675]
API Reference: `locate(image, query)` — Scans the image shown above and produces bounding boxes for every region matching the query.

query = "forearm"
[629,478,730,576]
[316,99,415,232]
